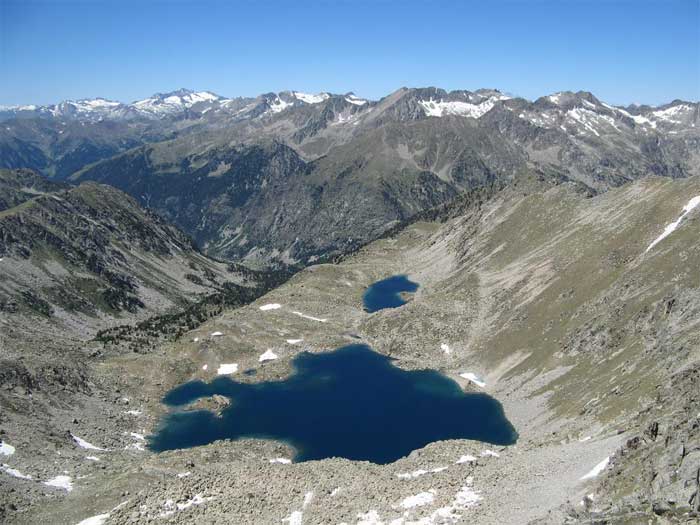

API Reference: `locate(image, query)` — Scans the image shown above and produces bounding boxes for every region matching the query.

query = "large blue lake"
[362,274,419,313]
[149,345,517,464]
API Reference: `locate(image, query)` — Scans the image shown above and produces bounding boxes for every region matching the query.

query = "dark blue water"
[363,275,419,313]
[149,345,517,464]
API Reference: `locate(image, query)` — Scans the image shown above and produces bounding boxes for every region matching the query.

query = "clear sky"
[1,0,698,106]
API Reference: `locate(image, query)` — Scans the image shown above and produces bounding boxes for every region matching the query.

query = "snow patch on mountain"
[217,363,238,375]
[581,456,610,480]
[653,104,694,123]
[460,372,486,388]
[44,475,73,491]
[400,490,436,508]
[259,349,278,362]
[293,92,329,104]
[645,195,700,252]
[268,97,292,113]
[292,311,327,322]
[72,434,107,451]
[419,96,505,119]
[346,94,368,105]
[1,463,32,480]
[259,303,282,311]
[75,513,110,525]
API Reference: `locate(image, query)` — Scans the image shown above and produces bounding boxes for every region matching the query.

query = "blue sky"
[1,0,698,106]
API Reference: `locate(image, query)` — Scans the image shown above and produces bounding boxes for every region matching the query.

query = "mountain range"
[1,87,697,267]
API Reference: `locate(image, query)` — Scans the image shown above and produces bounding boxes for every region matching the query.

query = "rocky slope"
[0,169,252,335]
[2,173,698,524]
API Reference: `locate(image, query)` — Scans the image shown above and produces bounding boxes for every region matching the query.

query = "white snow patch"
[1,464,32,480]
[357,510,383,525]
[75,513,110,525]
[460,372,486,388]
[548,93,563,104]
[202,364,208,371]
[456,454,477,464]
[0,441,15,456]
[44,475,73,491]
[480,449,500,457]
[303,491,314,507]
[330,487,342,497]
[645,196,700,252]
[72,434,106,451]
[581,456,610,480]
[292,311,327,323]
[396,466,447,479]
[652,104,693,123]
[282,491,313,525]
[268,97,292,113]
[345,95,368,105]
[217,363,238,375]
[259,349,278,362]
[293,92,329,104]
[419,97,501,119]
[85,456,100,462]
[259,303,282,311]
[130,432,145,441]
[270,457,292,464]
[159,493,213,517]
[125,409,142,416]
[567,107,601,136]
[286,338,303,344]
[210,331,224,337]
[579,436,592,442]
[451,483,482,508]
[177,471,191,478]
[441,343,452,354]
[400,490,436,508]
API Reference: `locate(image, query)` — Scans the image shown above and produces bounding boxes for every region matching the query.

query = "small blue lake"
[149,345,517,464]
[363,274,419,313]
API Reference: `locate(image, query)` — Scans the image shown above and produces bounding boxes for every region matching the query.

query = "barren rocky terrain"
[2,173,699,524]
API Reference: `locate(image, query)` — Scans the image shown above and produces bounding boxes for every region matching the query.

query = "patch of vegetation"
[94,267,294,353]
[20,290,53,317]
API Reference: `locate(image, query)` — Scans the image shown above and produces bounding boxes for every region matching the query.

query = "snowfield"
[75,513,110,525]
[400,490,436,508]
[460,372,486,388]
[72,434,107,451]
[292,311,327,322]
[217,363,238,375]
[259,349,279,362]
[645,195,700,252]
[44,475,73,491]
[259,303,282,311]
[581,456,610,480]
[1,464,32,480]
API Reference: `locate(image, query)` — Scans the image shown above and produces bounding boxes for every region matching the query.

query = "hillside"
[3,174,698,524]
